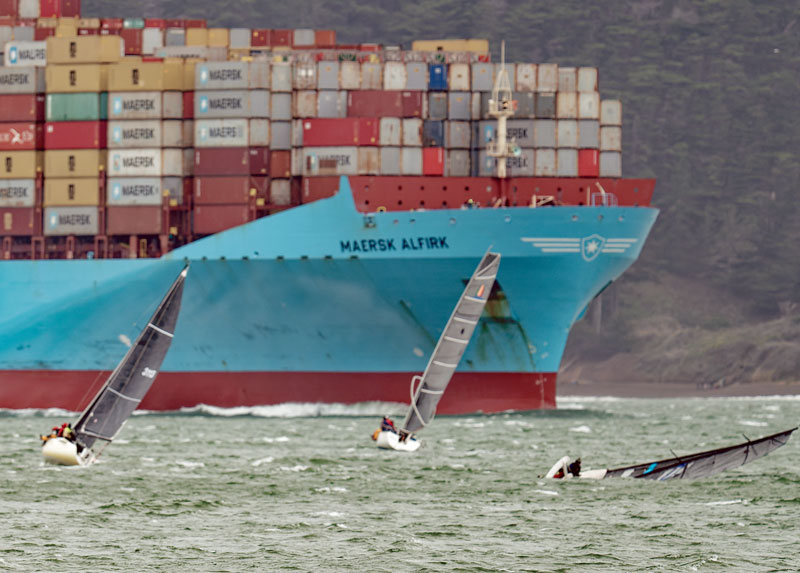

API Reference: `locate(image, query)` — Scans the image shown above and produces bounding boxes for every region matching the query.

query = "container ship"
[0,3,658,413]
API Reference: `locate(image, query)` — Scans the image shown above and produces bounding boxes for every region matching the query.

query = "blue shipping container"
[423,120,445,147]
[428,64,448,91]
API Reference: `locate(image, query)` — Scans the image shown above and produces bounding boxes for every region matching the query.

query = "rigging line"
[106,387,142,403]
[147,322,173,338]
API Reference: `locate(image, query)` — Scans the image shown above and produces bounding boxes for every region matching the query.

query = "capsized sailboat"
[374,251,501,451]
[40,265,189,466]
[546,427,797,481]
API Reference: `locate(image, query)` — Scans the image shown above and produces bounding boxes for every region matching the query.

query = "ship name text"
[340,236,449,253]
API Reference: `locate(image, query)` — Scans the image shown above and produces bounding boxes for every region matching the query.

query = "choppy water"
[1,396,799,572]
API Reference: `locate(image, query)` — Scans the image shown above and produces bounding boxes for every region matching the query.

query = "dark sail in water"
[604,427,797,480]
[73,266,189,451]
[401,252,501,435]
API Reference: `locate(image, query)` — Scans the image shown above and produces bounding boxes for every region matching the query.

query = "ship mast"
[486,41,518,179]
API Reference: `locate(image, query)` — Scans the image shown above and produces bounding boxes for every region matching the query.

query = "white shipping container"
[0,178,35,207]
[383,61,407,90]
[358,147,380,175]
[249,61,270,89]
[292,119,303,147]
[18,0,40,18]
[516,63,537,92]
[161,120,189,148]
[600,99,622,126]
[339,61,360,90]
[402,118,422,146]
[249,119,270,146]
[163,92,183,119]
[142,28,164,56]
[448,63,470,91]
[271,63,292,92]
[600,126,622,151]
[379,117,402,146]
[293,90,317,118]
[162,148,184,176]
[360,62,382,90]
[229,28,251,49]
[293,28,315,46]
[270,178,292,205]
[401,147,422,175]
[302,146,359,176]
[194,119,249,148]
[43,206,98,236]
[109,92,162,120]
[0,66,45,93]
[557,120,578,148]
[537,63,558,92]
[107,176,163,206]
[380,147,401,175]
[182,148,194,176]
[578,67,598,92]
[108,149,162,177]
[534,148,556,176]
[556,92,578,119]
[599,151,621,177]
[156,46,227,61]
[195,62,250,90]
[291,148,303,176]
[294,62,317,90]
[194,90,269,118]
[534,120,557,148]
[557,67,577,92]
[108,120,162,148]
[3,41,47,67]
[13,27,34,42]
[578,92,600,119]
[470,92,482,120]
[317,61,340,90]
[557,148,578,176]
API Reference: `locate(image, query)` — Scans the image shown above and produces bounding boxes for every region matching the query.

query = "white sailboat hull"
[376,431,421,452]
[41,438,84,466]
[544,456,606,479]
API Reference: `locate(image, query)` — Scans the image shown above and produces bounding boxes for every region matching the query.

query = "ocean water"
[1,396,799,572]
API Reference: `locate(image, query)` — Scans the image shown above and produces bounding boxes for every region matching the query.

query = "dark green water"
[2,396,798,571]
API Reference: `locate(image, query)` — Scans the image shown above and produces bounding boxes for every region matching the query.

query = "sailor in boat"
[550,457,582,479]
[372,416,398,441]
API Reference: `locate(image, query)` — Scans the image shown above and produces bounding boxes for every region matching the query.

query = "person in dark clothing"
[380,416,396,433]
[568,458,582,477]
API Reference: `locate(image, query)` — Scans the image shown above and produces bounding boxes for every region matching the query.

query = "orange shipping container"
[45,64,108,93]
[0,151,42,178]
[44,150,106,177]
[106,205,162,235]
[43,177,102,206]
[45,35,123,64]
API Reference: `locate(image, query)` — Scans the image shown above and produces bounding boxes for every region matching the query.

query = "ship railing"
[590,192,619,207]
[530,195,556,208]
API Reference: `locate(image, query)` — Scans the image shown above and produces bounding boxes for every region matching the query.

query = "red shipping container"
[0,95,45,122]
[314,30,336,48]
[423,148,444,176]
[302,118,379,147]
[106,206,162,235]
[100,18,124,30]
[60,0,78,16]
[0,207,36,236]
[39,0,58,17]
[193,204,250,234]
[272,29,292,48]
[269,150,291,178]
[194,176,251,205]
[144,18,166,29]
[119,28,143,55]
[78,28,99,35]
[251,29,270,47]
[348,91,402,118]
[250,176,269,199]
[0,0,17,17]
[248,147,269,176]
[164,19,184,28]
[401,91,424,118]
[184,19,206,28]
[182,91,194,119]
[194,148,250,176]
[301,176,338,204]
[34,27,55,40]
[44,121,106,149]
[0,123,43,151]
[578,149,599,178]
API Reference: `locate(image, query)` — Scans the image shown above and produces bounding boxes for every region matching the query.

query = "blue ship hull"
[0,177,657,412]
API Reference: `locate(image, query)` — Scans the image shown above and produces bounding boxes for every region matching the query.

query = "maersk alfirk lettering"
[339,236,449,253]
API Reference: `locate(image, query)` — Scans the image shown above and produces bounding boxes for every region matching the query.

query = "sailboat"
[545,427,796,480]
[40,265,189,466]
[374,251,501,451]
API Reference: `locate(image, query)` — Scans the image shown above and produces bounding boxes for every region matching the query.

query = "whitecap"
[570,425,592,433]
[279,465,309,472]
[705,499,744,506]
[739,420,768,427]
[533,489,559,496]
[251,457,273,467]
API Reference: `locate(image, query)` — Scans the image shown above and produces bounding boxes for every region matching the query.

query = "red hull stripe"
[0,371,557,414]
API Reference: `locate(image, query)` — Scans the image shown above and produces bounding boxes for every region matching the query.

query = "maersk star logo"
[581,234,605,261]
[521,235,638,262]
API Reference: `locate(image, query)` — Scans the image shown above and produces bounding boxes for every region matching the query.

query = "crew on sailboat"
[553,457,582,479]
[380,416,396,433]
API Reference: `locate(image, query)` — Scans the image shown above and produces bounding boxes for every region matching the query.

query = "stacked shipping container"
[0,6,628,259]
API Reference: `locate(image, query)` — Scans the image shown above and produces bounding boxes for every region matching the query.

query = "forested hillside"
[82,0,800,383]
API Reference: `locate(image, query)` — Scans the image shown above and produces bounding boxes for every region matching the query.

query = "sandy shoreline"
[556,380,800,399]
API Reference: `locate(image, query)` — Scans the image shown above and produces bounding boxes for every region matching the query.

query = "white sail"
[400,252,501,435]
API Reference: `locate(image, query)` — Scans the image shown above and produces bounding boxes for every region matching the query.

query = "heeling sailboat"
[40,265,189,466]
[545,427,797,481]
[375,251,501,452]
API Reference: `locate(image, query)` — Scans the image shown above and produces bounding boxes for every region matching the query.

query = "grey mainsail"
[73,265,189,452]
[604,427,796,480]
[401,252,501,435]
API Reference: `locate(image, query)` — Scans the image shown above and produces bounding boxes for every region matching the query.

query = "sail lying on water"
[400,251,501,436]
[71,265,189,459]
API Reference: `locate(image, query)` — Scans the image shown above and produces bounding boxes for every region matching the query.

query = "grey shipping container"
[271,63,292,92]
[422,120,444,147]
[514,92,535,118]
[477,149,534,177]
[476,119,535,149]
[142,28,164,55]
[383,62,406,90]
[556,148,578,176]
[108,149,162,177]
[0,66,45,94]
[556,92,578,119]
[380,146,401,175]
[317,90,347,118]
[108,120,162,148]
[535,148,556,176]
[271,92,292,121]
[339,61,360,90]
[360,62,382,90]
[271,178,292,205]
[557,120,578,148]
[163,120,190,148]
[194,90,269,118]
[162,177,184,205]
[558,67,577,92]
[229,28,251,49]
[43,206,98,236]
[445,121,471,149]
[578,92,600,119]
[537,64,558,92]
[270,121,292,150]
[163,92,183,119]
[162,148,185,176]
[447,91,470,120]
[535,93,556,119]
[293,28,315,46]
[249,119,270,147]
[471,62,494,91]
[0,178,35,207]
[402,118,422,146]
[600,126,622,151]
[195,61,250,90]
[379,118,401,146]
[445,150,470,176]
[303,146,358,176]
[194,119,249,148]
[107,176,163,206]
[578,67,598,92]
[164,28,185,47]
[249,61,270,89]
[578,120,599,148]
[599,151,621,177]
[600,100,622,125]
[292,119,303,147]
[18,0,39,18]
[317,61,340,90]
[428,92,447,120]
[109,92,162,120]
[401,147,422,175]
[406,62,427,90]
